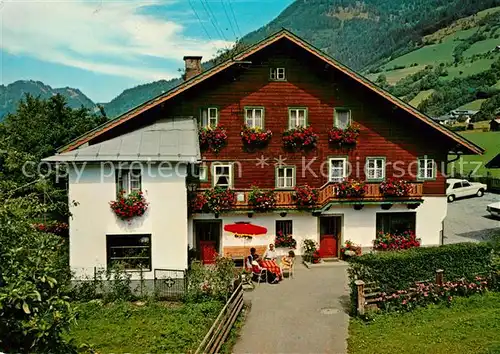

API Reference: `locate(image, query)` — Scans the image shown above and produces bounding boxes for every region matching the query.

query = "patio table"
[260,259,282,280]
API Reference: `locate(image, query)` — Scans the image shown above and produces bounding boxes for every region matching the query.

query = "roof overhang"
[59,30,484,156]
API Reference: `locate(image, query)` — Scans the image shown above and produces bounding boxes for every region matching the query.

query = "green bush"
[348,243,493,292]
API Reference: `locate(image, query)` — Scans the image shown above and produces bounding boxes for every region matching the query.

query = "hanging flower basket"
[189,193,208,213]
[282,126,318,151]
[204,187,236,214]
[380,179,413,197]
[110,191,149,220]
[199,126,228,153]
[335,179,366,198]
[293,184,319,208]
[241,126,272,150]
[328,123,360,146]
[274,231,297,248]
[248,186,276,212]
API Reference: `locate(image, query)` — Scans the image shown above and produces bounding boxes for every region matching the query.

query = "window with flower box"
[212,164,233,188]
[200,107,218,128]
[417,157,436,180]
[106,234,151,271]
[270,67,286,81]
[329,157,347,183]
[334,108,352,129]
[376,212,416,234]
[244,107,264,128]
[288,108,308,128]
[276,220,293,236]
[116,169,142,196]
[276,166,295,189]
[365,157,385,181]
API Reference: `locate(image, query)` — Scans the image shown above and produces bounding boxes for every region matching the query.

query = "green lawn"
[348,292,500,354]
[444,57,499,80]
[68,300,223,353]
[409,89,434,107]
[464,37,499,57]
[450,131,500,177]
[458,99,487,110]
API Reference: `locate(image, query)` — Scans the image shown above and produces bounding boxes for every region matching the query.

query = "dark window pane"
[376,213,416,235]
[276,220,293,236]
[106,234,151,271]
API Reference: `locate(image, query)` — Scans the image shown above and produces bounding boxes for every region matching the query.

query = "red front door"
[319,217,341,258]
[194,221,221,264]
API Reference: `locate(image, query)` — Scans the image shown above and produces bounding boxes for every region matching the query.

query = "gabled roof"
[60,29,484,155]
[485,153,500,169]
[45,117,200,162]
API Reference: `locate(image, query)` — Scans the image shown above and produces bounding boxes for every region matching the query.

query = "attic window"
[270,67,286,81]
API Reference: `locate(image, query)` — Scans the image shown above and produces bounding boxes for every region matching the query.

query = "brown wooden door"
[194,221,221,264]
[319,217,341,258]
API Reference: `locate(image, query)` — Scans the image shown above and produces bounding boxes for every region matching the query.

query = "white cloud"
[0,0,233,80]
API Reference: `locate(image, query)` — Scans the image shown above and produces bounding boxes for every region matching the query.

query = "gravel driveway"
[444,192,500,244]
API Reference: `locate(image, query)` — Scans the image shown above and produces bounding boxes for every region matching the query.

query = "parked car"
[446,178,487,202]
[487,202,500,218]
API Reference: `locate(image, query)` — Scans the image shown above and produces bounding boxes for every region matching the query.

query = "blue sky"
[0,0,293,102]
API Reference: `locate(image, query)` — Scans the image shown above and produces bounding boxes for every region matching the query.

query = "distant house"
[433,115,456,125]
[490,118,500,132]
[449,109,479,119]
[485,153,500,169]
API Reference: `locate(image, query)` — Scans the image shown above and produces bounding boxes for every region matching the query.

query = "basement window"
[107,234,151,271]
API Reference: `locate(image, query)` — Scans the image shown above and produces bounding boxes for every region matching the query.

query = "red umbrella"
[224,222,267,238]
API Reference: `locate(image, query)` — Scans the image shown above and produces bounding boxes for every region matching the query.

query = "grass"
[348,292,500,354]
[381,40,457,69]
[464,37,499,57]
[449,131,500,177]
[444,57,499,80]
[68,300,223,353]
[458,99,487,110]
[409,89,434,107]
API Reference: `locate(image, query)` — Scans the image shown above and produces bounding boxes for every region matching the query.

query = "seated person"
[263,243,277,261]
[251,258,279,284]
[246,247,259,269]
[280,250,295,268]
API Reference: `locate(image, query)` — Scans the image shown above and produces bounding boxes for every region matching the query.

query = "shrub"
[110,191,148,220]
[248,186,276,212]
[373,231,420,250]
[348,243,494,292]
[33,220,69,237]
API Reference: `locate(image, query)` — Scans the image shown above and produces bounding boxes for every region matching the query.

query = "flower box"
[373,230,420,251]
[199,126,228,153]
[275,231,297,249]
[293,184,319,208]
[241,126,272,149]
[110,191,148,220]
[340,240,361,260]
[282,126,318,151]
[380,179,413,197]
[335,179,366,198]
[204,187,236,214]
[248,186,276,212]
[328,123,360,146]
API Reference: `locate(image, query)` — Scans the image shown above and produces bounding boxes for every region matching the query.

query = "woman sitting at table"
[280,250,295,269]
[246,247,259,269]
[263,243,277,260]
[251,256,278,284]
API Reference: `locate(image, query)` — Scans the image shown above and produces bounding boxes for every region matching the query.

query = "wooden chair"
[280,258,295,279]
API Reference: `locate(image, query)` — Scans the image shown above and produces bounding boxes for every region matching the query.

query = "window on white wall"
[276,220,293,236]
[376,213,416,235]
[107,234,151,271]
[116,169,142,196]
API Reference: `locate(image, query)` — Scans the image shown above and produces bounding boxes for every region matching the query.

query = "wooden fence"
[195,282,244,354]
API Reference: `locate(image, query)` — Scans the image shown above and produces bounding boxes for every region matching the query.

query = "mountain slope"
[0,80,96,118]
[242,0,500,70]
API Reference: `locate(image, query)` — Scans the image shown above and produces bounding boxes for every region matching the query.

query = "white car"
[487,202,500,218]
[446,178,487,203]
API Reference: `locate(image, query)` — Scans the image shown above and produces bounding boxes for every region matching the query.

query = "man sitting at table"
[263,243,277,260]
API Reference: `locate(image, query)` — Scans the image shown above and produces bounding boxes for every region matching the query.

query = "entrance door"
[319,216,341,258]
[194,221,221,264]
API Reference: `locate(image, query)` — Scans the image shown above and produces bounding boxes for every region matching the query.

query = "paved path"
[444,192,500,244]
[234,263,350,354]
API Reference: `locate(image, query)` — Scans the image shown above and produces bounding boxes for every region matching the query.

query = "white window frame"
[329,157,347,183]
[288,108,308,128]
[270,67,286,81]
[212,163,233,188]
[116,169,142,195]
[365,157,385,181]
[417,157,436,180]
[200,107,218,128]
[198,165,208,182]
[334,108,352,129]
[244,107,264,128]
[276,166,295,189]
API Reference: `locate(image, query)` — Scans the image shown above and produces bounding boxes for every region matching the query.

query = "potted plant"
[380,179,413,197]
[328,123,360,146]
[189,193,208,213]
[204,187,236,214]
[248,186,276,212]
[302,239,319,263]
[282,126,318,151]
[340,240,362,260]
[110,190,149,220]
[335,179,366,198]
[199,126,228,153]
[240,126,272,150]
[293,184,319,208]
[373,230,420,251]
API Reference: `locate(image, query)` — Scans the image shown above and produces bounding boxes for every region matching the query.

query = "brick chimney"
[183,56,202,80]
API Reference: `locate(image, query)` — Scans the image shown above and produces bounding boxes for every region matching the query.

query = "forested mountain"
[0,80,96,118]
[242,0,500,70]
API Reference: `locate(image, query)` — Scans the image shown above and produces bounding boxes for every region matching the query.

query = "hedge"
[348,242,493,291]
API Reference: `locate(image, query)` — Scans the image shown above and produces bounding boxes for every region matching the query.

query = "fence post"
[435,269,444,285]
[354,280,365,316]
